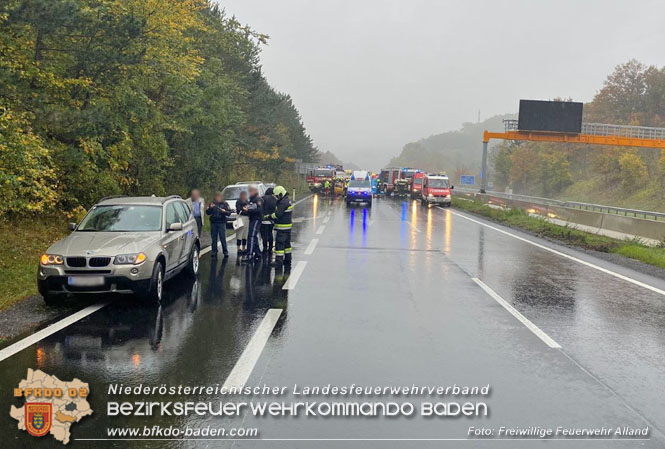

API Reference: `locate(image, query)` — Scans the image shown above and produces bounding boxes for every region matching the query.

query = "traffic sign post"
[460,175,476,186]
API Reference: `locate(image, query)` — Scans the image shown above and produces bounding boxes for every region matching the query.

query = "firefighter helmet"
[274,185,287,198]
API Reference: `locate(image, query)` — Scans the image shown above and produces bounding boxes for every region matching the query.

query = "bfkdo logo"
[26,403,52,437]
[10,369,93,445]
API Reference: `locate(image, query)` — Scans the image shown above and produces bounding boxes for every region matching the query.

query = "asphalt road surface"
[2,195,664,448]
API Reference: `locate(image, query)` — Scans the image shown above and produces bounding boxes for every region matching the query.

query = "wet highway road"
[2,195,664,448]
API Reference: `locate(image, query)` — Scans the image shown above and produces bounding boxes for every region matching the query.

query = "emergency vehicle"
[346,170,372,207]
[379,168,400,194]
[411,172,424,199]
[420,173,453,206]
[306,166,336,192]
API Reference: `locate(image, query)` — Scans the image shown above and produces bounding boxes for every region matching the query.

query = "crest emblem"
[25,403,52,437]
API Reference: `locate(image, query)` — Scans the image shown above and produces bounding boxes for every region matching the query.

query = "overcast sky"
[221,0,665,169]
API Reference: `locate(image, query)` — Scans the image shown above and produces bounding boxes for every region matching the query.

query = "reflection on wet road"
[2,195,664,448]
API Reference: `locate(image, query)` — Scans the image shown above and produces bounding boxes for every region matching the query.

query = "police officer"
[242,185,264,264]
[271,186,292,267]
[261,187,276,256]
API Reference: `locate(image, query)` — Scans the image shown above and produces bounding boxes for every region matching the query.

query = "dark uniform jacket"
[205,201,232,224]
[272,195,293,231]
[236,199,249,217]
[247,194,264,221]
[262,193,277,222]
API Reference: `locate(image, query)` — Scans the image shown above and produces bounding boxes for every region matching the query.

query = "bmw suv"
[38,195,200,304]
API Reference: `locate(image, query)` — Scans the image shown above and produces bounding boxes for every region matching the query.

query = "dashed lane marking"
[304,239,319,255]
[282,261,308,290]
[221,308,283,389]
[472,278,561,348]
[316,225,326,235]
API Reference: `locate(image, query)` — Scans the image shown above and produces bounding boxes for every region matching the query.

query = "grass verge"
[452,197,665,270]
[0,216,68,310]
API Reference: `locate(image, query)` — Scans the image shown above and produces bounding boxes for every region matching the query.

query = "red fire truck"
[306,166,336,193]
[379,168,401,194]
[420,173,452,206]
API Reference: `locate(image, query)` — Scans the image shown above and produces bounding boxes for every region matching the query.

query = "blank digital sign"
[518,100,583,133]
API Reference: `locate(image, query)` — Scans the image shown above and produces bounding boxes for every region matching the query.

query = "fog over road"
[3,196,664,448]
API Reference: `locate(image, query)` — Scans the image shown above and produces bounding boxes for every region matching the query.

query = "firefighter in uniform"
[271,186,292,267]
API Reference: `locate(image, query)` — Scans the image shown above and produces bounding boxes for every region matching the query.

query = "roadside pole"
[480,141,488,193]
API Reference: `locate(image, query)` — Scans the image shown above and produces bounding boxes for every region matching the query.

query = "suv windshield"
[222,186,248,200]
[349,180,371,188]
[428,178,449,188]
[78,205,162,232]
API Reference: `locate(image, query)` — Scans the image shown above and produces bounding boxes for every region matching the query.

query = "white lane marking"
[293,194,313,206]
[323,215,330,224]
[199,233,236,256]
[316,225,326,235]
[472,278,561,349]
[222,308,283,389]
[304,239,319,255]
[451,210,665,298]
[0,302,109,362]
[368,219,375,227]
[283,261,307,290]
[408,221,421,232]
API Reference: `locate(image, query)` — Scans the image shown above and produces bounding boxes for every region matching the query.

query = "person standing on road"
[242,186,264,264]
[236,190,250,255]
[206,191,231,258]
[271,186,293,268]
[187,189,205,237]
[261,187,276,256]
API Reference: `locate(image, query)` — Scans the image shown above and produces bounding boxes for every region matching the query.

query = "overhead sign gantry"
[479,100,665,192]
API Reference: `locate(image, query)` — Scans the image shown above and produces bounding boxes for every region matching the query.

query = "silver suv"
[38,195,200,304]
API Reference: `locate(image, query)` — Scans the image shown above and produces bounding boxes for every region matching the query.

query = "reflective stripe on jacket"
[272,195,292,231]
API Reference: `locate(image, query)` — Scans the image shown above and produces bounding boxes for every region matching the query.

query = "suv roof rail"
[162,195,182,203]
[98,195,128,202]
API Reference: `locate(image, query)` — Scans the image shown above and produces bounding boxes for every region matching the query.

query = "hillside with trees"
[0,0,319,218]
[491,60,665,211]
[387,114,513,181]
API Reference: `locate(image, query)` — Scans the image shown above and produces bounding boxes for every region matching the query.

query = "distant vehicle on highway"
[379,167,400,194]
[222,182,267,228]
[306,166,336,192]
[421,174,453,206]
[38,196,200,305]
[346,170,372,207]
[411,172,424,199]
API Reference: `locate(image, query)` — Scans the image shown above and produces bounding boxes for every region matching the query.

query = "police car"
[345,170,372,207]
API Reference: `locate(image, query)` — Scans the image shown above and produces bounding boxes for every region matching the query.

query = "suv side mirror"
[68,222,77,231]
[168,222,183,232]
[451,185,454,190]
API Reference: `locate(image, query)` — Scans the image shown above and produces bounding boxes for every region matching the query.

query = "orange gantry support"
[479,120,665,192]
[483,130,665,149]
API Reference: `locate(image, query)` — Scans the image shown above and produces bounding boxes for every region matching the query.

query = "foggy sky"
[221,0,665,169]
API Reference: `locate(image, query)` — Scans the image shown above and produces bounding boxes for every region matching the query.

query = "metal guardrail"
[454,187,665,221]
[503,119,665,140]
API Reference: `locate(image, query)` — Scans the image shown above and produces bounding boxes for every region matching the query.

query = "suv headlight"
[40,254,63,265]
[445,194,451,198]
[428,193,434,198]
[114,252,147,265]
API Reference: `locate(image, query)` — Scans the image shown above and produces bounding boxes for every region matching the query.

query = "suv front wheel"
[144,261,164,304]
[186,244,199,277]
